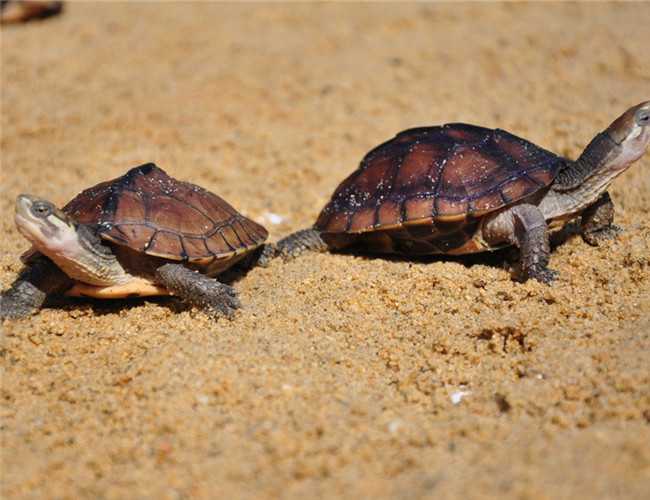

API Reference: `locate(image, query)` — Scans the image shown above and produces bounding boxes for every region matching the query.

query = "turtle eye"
[31,200,53,218]
[635,108,650,127]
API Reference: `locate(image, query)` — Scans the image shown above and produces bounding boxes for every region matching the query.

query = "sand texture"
[1,3,649,499]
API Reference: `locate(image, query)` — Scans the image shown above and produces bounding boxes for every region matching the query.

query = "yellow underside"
[65,282,169,299]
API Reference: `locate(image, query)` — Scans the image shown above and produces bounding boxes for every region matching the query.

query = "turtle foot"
[155,263,241,318]
[582,225,620,247]
[203,283,241,319]
[515,266,559,284]
[0,284,43,320]
[0,258,71,320]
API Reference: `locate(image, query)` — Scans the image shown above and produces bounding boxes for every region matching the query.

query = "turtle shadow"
[38,250,264,316]
[330,221,585,276]
[45,294,193,318]
[44,267,264,319]
[338,247,515,274]
[41,245,271,318]
[549,220,584,249]
[39,226,587,317]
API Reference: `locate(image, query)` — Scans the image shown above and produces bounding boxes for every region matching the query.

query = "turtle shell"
[315,124,566,255]
[26,163,268,274]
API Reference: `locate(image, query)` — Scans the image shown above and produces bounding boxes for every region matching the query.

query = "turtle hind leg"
[0,258,73,320]
[155,263,241,318]
[276,228,329,261]
[581,192,617,246]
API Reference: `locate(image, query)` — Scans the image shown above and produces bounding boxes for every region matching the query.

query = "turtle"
[0,163,269,319]
[1,1,63,24]
[276,101,650,282]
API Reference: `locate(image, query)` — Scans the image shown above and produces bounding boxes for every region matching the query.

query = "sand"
[1,2,649,499]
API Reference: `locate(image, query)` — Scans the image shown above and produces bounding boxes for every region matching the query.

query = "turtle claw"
[582,225,619,247]
[522,267,559,284]
[531,267,559,284]
[205,283,241,319]
[513,265,559,284]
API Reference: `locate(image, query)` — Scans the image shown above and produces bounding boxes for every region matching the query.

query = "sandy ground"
[1,2,649,499]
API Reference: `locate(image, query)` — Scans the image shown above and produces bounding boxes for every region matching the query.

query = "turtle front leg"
[511,204,557,283]
[276,228,329,260]
[483,204,556,283]
[581,191,616,246]
[155,263,241,318]
[0,257,73,320]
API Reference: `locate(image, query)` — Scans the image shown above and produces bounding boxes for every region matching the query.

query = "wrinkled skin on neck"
[542,101,650,221]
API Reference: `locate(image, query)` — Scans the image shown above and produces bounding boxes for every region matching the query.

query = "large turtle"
[0,163,269,319]
[277,101,650,282]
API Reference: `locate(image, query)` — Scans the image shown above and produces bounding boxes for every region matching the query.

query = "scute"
[315,124,566,235]
[60,163,268,261]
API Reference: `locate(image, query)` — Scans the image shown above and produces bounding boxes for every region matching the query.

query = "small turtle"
[1,1,63,24]
[0,163,269,319]
[277,101,650,282]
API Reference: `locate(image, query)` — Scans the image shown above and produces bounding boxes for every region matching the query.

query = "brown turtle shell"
[24,163,268,273]
[315,124,566,255]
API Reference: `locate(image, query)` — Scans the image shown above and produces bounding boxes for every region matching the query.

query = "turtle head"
[14,194,79,258]
[604,100,650,167]
[553,101,649,197]
[15,194,126,286]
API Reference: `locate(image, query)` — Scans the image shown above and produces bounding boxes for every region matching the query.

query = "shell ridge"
[517,158,564,189]
[225,217,250,251]
[382,140,410,227]
[143,229,158,253]
[491,130,545,181]
[385,140,407,197]
[202,214,241,239]
[398,197,410,227]
[141,189,213,240]
[497,185,512,205]
[523,170,552,187]
[216,227,238,253]
[99,164,160,229]
[97,190,125,233]
[232,218,256,248]
[343,207,358,232]
[143,192,154,239]
[429,143,454,217]
[177,232,190,260]
[202,237,217,257]
[240,217,270,245]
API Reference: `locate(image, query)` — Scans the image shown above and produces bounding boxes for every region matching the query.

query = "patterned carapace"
[44,163,268,264]
[315,124,567,255]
